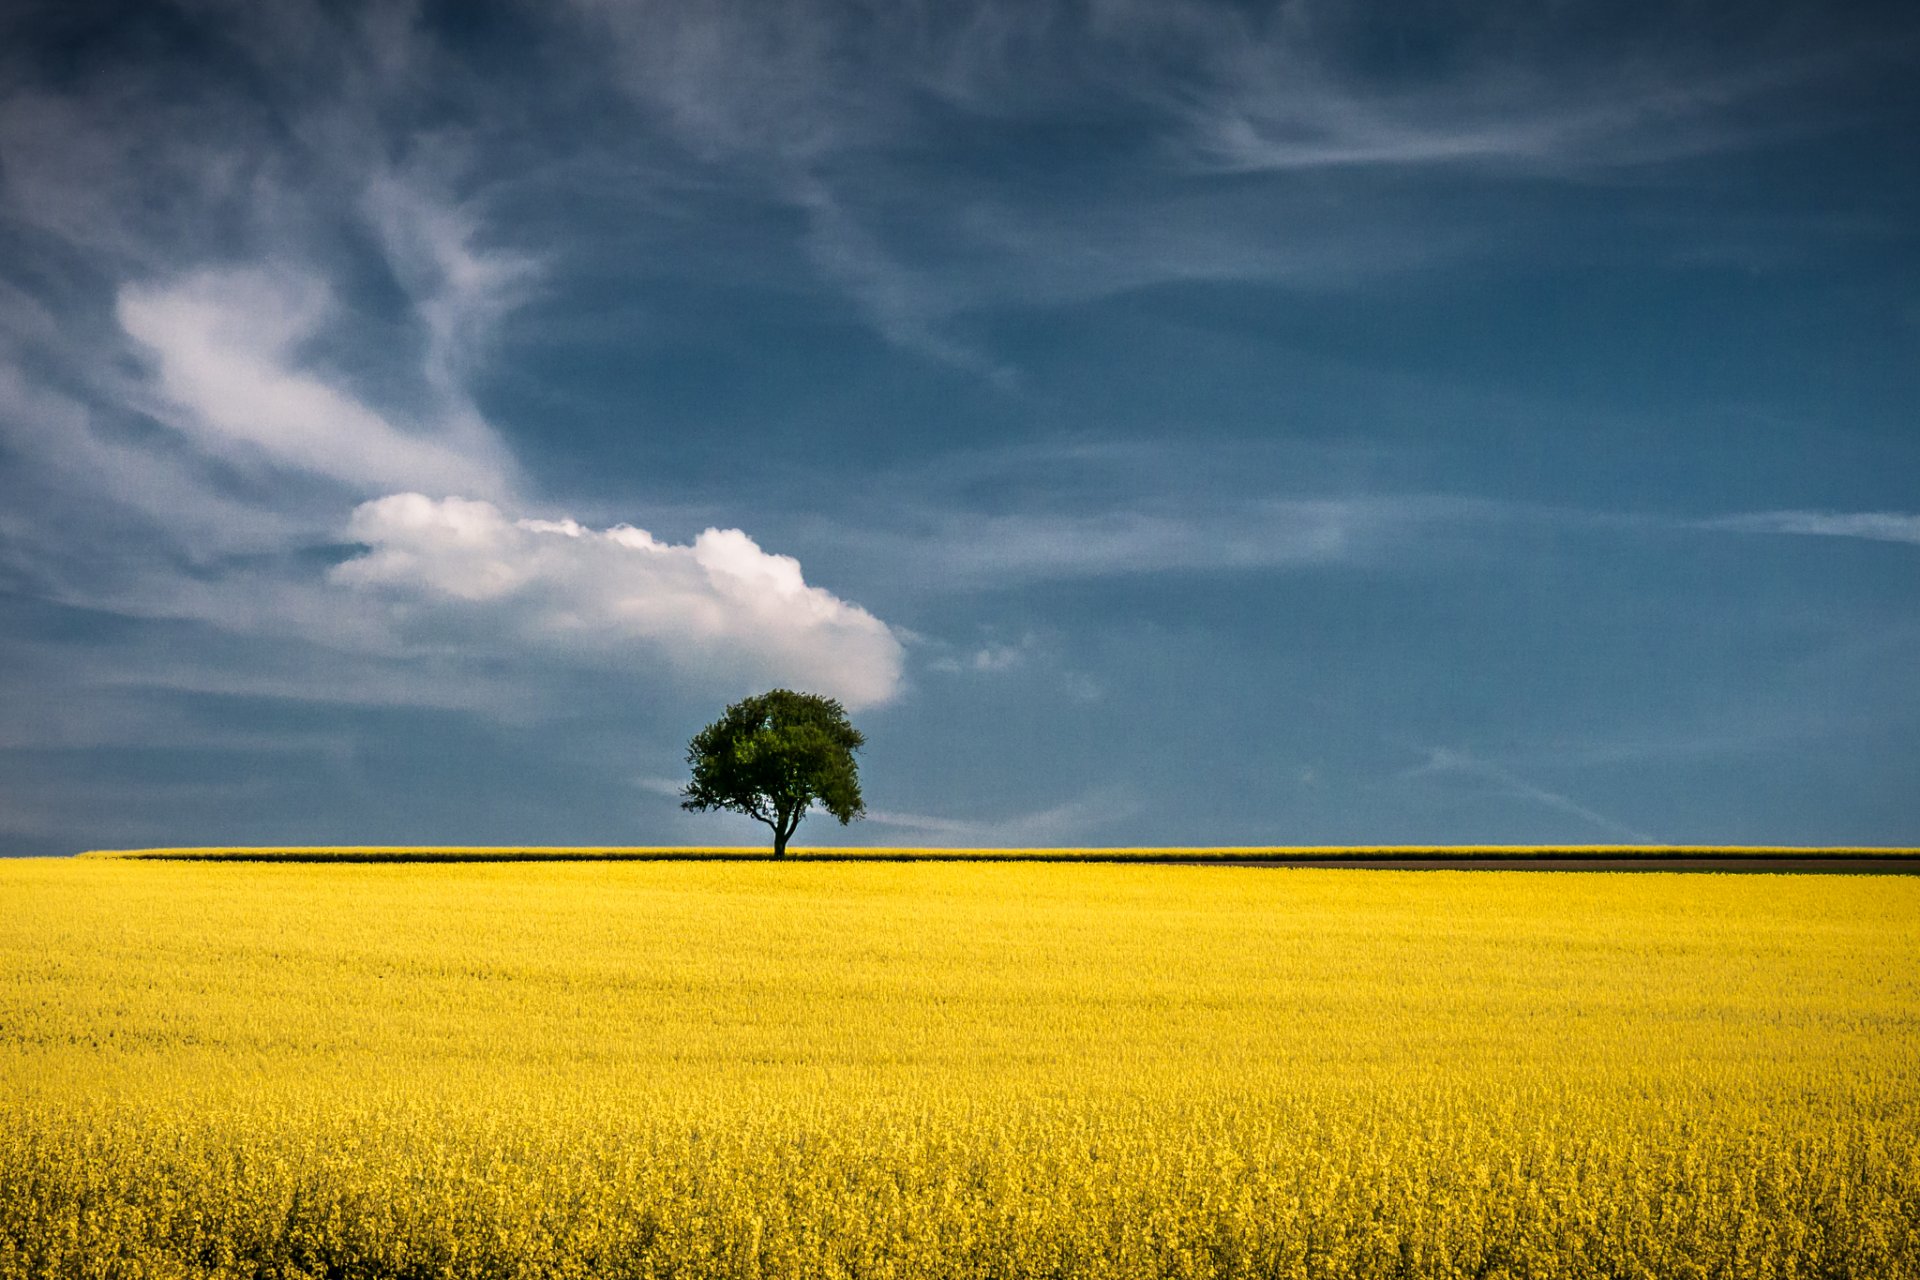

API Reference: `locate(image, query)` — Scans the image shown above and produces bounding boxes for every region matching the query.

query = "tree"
[680,689,866,858]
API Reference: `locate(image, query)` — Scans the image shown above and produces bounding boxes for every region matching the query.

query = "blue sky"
[1,0,1915,853]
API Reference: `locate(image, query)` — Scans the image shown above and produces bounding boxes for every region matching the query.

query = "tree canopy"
[680,689,866,857]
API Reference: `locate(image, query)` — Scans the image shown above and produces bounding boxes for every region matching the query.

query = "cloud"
[864,788,1141,846]
[792,178,1014,382]
[0,66,921,723]
[116,267,515,498]
[820,493,1511,588]
[568,0,904,164]
[556,0,1882,377]
[936,505,1359,579]
[1148,0,1896,180]
[1703,511,1920,545]
[361,169,540,398]
[573,0,1838,172]
[1409,747,1655,842]
[331,494,906,708]
[0,362,309,565]
[964,641,1029,673]
[1179,50,1811,177]
[926,633,1038,675]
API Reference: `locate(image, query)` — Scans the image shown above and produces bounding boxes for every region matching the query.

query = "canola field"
[2,858,1916,1279]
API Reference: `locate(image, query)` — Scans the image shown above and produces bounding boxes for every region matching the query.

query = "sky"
[0,0,1916,854]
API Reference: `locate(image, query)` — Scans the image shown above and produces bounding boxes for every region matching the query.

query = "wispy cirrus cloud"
[1406,746,1656,843]
[1703,510,1920,545]
[0,1,533,549]
[560,0,1894,379]
[117,267,516,498]
[1177,26,1856,177]
[809,491,1522,589]
[864,788,1142,846]
[361,168,542,401]
[791,177,1015,384]
[871,502,1366,583]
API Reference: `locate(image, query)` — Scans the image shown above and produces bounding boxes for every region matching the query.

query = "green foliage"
[681,689,866,856]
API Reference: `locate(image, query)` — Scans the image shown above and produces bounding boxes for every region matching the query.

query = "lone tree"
[681,689,866,858]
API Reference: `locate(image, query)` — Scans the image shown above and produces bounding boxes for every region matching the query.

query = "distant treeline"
[77,845,1920,864]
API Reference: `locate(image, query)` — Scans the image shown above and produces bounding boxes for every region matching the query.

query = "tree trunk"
[770,806,803,859]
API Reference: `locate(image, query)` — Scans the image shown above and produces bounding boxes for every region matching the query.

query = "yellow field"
[2,858,1916,1279]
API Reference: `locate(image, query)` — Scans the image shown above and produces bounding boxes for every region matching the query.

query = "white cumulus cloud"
[331,494,905,708]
